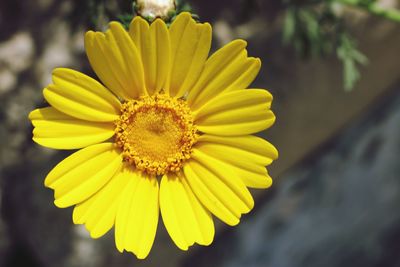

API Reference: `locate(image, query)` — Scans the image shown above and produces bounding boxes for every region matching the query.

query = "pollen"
[115,94,198,176]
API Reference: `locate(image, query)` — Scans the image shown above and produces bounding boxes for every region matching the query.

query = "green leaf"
[283,8,296,44]
[117,14,134,29]
[336,33,368,91]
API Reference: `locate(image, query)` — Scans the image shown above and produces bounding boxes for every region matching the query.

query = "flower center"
[115,94,197,176]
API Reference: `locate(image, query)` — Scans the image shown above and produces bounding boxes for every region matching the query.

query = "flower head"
[29,12,278,259]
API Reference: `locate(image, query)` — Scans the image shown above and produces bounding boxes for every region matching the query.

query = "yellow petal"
[160,172,214,250]
[115,172,159,259]
[166,12,212,97]
[43,68,121,122]
[129,17,170,95]
[194,89,275,136]
[29,107,114,149]
[183,149,254,226]
[197,134,278,167]
[85,31,124,99]
[73,166,131,239]
[226,165,273,189]
[45,143,122,208]
[85,22,145,100]
[196,134,277,188]
[187,40,261,110]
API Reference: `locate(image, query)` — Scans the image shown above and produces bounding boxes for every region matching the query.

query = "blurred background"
[1,0,400,266]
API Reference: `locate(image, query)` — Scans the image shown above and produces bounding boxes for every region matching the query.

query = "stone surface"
[0,32,34,94]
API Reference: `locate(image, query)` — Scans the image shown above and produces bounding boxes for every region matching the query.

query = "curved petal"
[196,135,277,188]
[197,134,278,166]
[226,165,273,189]
[160,172,214,250]
[85,22,145,100]
[72,166,131,238]
[29,107,114,149]
[194,89,275,136]
[187,40,261,110]
[43,68,121,122]
[183,149,254,226]
[129,17,170,95]
[45,143,122,208]
[166,12,212,97]
[115,171,159,259]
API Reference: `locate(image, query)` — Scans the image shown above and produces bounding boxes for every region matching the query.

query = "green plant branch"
[282,0,400,90]
[337,0,400,22]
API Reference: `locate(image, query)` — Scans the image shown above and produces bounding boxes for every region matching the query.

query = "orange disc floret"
[115,94,198,176]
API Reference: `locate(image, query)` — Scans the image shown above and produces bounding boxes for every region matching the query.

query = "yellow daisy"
[29,12,278,259]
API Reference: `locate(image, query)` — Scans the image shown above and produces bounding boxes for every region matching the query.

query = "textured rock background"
[1,0,400,267]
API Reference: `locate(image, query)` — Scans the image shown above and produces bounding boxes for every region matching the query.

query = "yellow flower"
[29,12,278,259]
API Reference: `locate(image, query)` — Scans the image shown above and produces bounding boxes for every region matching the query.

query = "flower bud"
[136,0,176,20]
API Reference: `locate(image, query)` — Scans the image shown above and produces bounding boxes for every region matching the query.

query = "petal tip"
[136,255,147,260]
[202,22,212,31]
[116,246,124,253]
[233,39,248,49]
[31,136,42,147]
[227,217,240,226]
[28,109,39,121]
[196,228,215,247]
[130,15,149,29]
[54,199,68,208]
[152,17,166,26]
[44,176,51,188]
[266,177,273,188]
[89,231,103,240]
[254,57,262,67]
[270,145,279,160]
[135,249,151,260]
[109,21,125,32]
[84,30,95,41]
[72,211,82,225]
[177,11,192,19]
[176,243,189,251]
